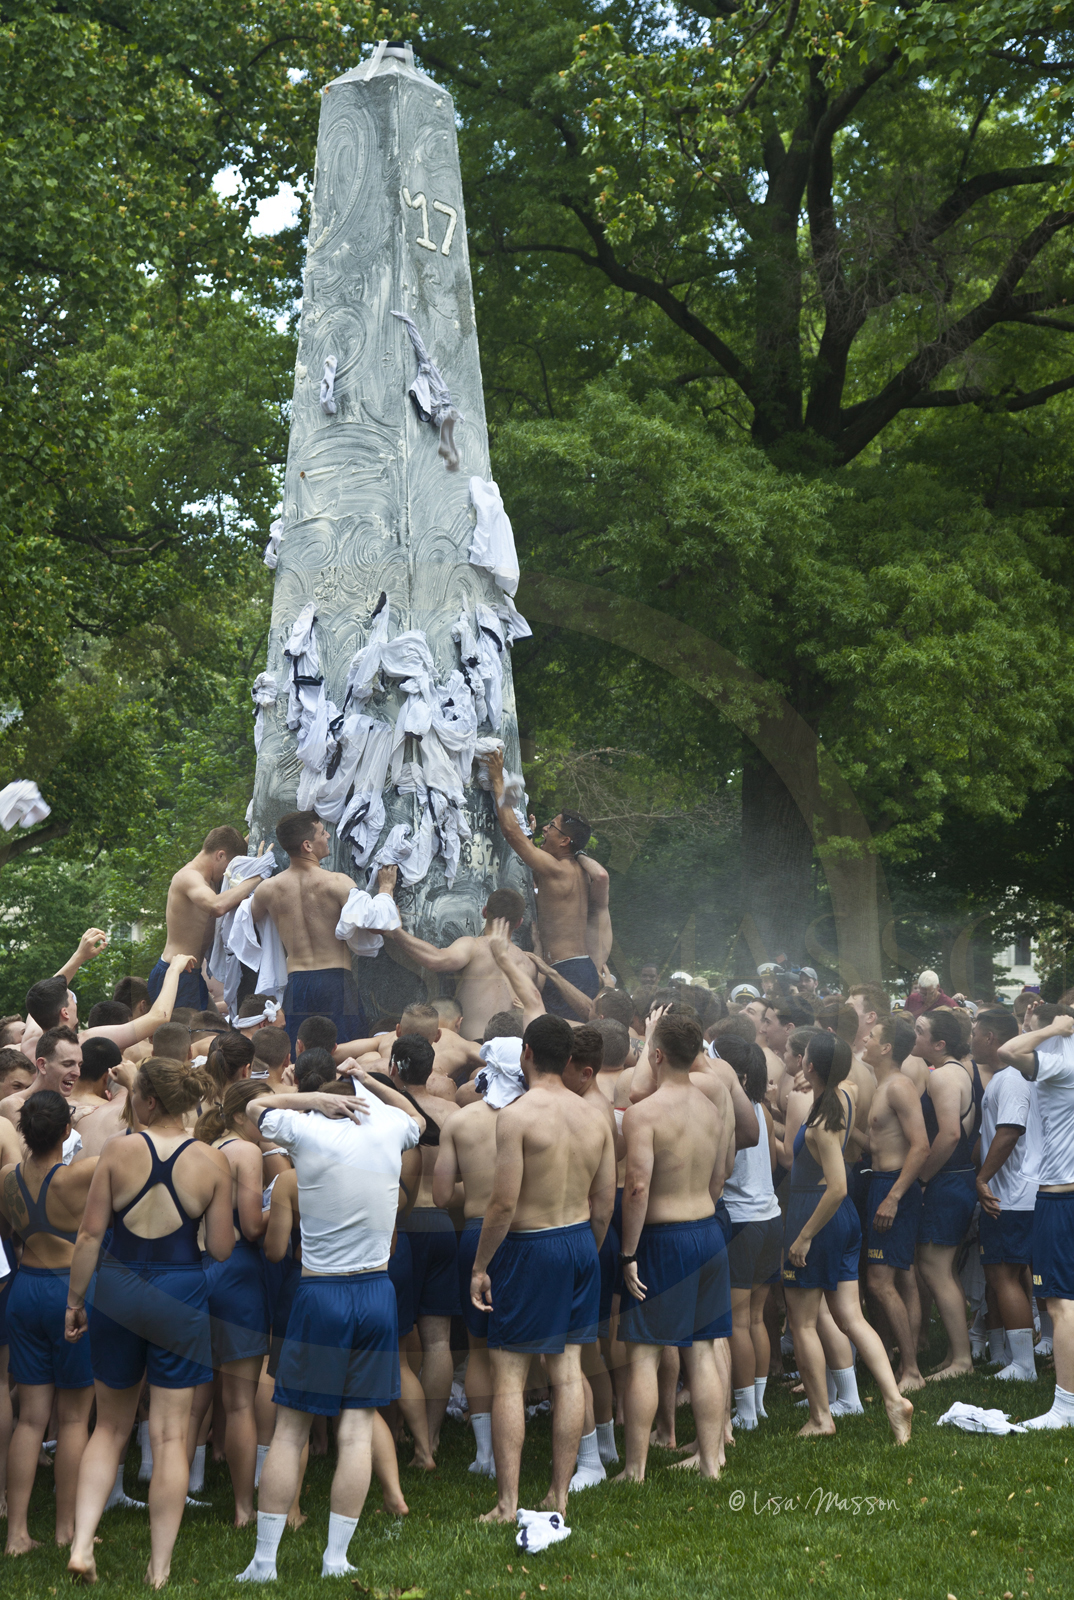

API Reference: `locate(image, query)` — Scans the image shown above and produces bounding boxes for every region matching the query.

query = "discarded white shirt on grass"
[936,1402,1027,1436]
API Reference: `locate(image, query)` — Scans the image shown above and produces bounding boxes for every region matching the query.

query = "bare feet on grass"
[477,1505,516,1525]
[926,1359,973,1381]
[68,1550,98,1584]
[885,1395,913,1444]
[797,1417,837,1438]
[897,1370,926,1394]
[6,1533,42,1555]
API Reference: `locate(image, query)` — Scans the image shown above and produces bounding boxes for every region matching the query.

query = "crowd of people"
[0,789,1071,1586]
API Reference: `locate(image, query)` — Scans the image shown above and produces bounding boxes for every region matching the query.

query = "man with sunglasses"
[484,750,607,1022]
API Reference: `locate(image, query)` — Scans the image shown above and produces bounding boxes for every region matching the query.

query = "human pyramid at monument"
[0,754,1072,1587]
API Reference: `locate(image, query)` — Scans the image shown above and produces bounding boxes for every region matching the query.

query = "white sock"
[103,1463,145,1511]
[577,1429,601,1471]
[826,1367,837,1404]
[321,1511,359,1576]
[255,1443,270,1488]
[831,1365,863,1414]
[595,1420,618,1464]
[733,1386,757,1429]
[754,1377,768,1419]
[137,1420,153,1481]
[188,1443,206,1493]
[1024,1383,1074,1430]
[470,1411,493,1471]
[997,1328,1037,1379]
[986,1326,1009,1365]
[236,1510,286,1582]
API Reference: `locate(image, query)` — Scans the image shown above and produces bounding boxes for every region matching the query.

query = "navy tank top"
[109,1134,202,1266]
[15,1163,77,1246]
[790,1090,854,1191]
[920,1059,982,1173]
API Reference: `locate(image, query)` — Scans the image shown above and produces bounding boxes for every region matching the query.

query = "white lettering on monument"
[402,188,457,256]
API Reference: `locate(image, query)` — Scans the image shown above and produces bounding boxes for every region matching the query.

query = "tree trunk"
[739,747,814,968]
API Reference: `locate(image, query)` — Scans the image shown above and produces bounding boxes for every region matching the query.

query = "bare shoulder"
[0,1092,23,1125]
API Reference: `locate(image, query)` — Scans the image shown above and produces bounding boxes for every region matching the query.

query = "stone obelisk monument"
[249,42,531,1016]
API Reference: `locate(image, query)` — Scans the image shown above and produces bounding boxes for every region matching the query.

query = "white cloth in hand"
[334,887,401,958]
[476,1037,526,1108]
[0,780,50,831]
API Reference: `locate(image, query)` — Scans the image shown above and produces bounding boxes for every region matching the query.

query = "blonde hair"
[195,1079,270,1144]
[137,1058,214,1117]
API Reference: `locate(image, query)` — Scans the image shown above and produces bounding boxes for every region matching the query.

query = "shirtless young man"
[912,1008,981,1380]
[335,1002,479,1087]
[66,1039,129,1162]
[251,811,398,1055]
[862,1017,930,1392]
[617,1012,730,1482]
[385,888,540,1041]
[432,1029,526,1477]
[21,955,195,1062]
[1,1028,84,1138]
[485,748,609,1021]
[151,826,256,1009]
[471,1014,615,1522]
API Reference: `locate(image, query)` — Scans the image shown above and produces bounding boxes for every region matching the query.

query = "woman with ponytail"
[193,1080,272,1528]
[782,1033,913,1445]
[205,1032,256,1101]
[64,1059,235,1587]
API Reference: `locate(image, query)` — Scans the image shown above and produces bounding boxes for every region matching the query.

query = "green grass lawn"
[4,1344,1072,1600]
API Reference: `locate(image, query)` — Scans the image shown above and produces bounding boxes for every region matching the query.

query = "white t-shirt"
[259,1098,419,1274]
[1033,1036,1074,1188]
[979,1066,1040,1212]
[723,1106,781,1224]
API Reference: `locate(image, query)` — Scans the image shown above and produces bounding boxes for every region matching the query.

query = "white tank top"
[723,1105,781,1224]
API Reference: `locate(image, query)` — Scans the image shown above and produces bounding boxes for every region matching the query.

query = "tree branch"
[904,373,1074,411]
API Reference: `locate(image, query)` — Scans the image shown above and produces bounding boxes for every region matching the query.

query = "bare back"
[162,862,219,963]
[446,1099,500,1217]
[408,1086,460,1208]
[0,1155,96,1270]
[500,1083,612,1230]
[625,1079,723,1225]
[254,865,354,972]
[455,938,538,1040]
[532,855,590,965]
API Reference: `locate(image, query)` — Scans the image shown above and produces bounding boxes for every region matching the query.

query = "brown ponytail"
[195,1079,269,1144]
[803,1033,852,1133]
[137,1058,214,1117]
[205,1032,255,1096]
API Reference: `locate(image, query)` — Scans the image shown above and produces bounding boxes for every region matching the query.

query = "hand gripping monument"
[248,41,532,1014]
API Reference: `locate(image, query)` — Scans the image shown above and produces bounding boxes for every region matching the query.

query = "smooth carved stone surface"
[250,55,532,1005]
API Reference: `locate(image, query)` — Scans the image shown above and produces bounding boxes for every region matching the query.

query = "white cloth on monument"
[389,310,461,429]
[452,605,507,730]
[343,594,392,706]
[251,673,278,755]
[468,477,519,596]
[337,721,395,869]
[227,897,288,1006]
[283,602,335,773]
[0,780,50,831]
[371,813,436,887]
[476,1037,526,1109]
[207,853,277,1015]
[263,516,283,570]
[319,354,338,416]
[936,1402,1027,1436]
[474,737,532,837]
[334,887,401,958]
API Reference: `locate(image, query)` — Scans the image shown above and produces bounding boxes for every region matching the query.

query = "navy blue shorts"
[7,1267,93,1389]
[866,1172,923,1272]
[714,1197,732,1247]
[848,1160,873,1234]
[783,1193,862,1292]
[979,1209,1034,1267]
[544,957,601,1021]
[727,1214,783,1290]
[283,968,366,1057]
[919,1168,977,1248]
[90,1262,212,1390]
[388,1231,415,1339]
[273,1273,399,1415]
[404,1208,460,1318]
[1033,1193,1074,1300]
[204,1241,270,1366]
[597,1218,619,1335]
[488,1221,600,1353]
[147,957,208,1011]
[267,1256,301,1378]
[619,1215,731,1346]
[458,1217,503,1340]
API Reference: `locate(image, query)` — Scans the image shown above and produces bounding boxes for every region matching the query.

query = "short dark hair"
[113,976,149,1012]
[152,1022,192,1062]
[483,1010,524,1042]
[972,1008,1018,1046]
[878,1015,917,1065]
[922,1009,968,1057]
[25,975,69,1030]
[712,1014,757,1046]
[523,1014,574,1076]
[296,1014,337,1052]
[294,1047,337,1092]
[87,999,132,1029]
[399,1003,440,1040]
[80,1037,122,1081]
[769,1000,815,1029]
[0,1046,33,1084]
[252,1028,291,1070]
[718,1038,767,1103]
[559,809,590,852]
[595,989,634,1028]
[0,1016,22,1047]
[653,1013,702,1069]
[485,887,526,923]
[392,1033,436,1085]
[36,1024,80,1062]
[203,825,247,857]
[568,1026,604,1072]
[592,1018,630,1069]
[238,994,277,1019]
[849,983,891,1020]
[276,810,320,856]
[18,1089,71,1155]
[191,1010,229,1037]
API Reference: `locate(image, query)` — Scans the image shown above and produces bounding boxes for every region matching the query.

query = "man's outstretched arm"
[55,928,109,982]
[485,749,547,876]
